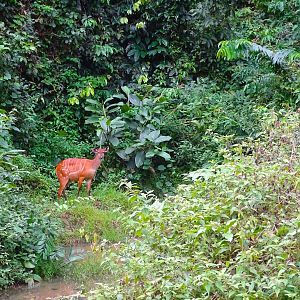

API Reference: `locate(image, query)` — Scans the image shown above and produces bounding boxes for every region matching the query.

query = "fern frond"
[217,39,300,67]
[287,51,300,63]
[251,43,274,60]
[217,39,252,60]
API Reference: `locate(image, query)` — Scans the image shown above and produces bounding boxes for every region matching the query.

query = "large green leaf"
[128,94,142,106]
[154,135,172,144]
[121,86,130,97]
[110,118,126,128]
[145,150,156,158]
[109,136,120,146]
[85,98,100,106]
[85,115,100,124]
[139,128,151,142]
[116,150,129,161]
[24,261,35,269]
[135,151,145,167]
[147,130,160,142]
[100,119,109,131]
[125,147,136,154]
[84,105,100,113]
[158,151,171,161]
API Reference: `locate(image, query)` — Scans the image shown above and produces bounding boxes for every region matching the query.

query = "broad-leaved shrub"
[90,112,300,299]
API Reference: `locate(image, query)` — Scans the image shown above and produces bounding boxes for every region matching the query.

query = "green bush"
[161,80,267,170]
[90,112,300,299]
[83,81,266,193]
[29,130,91,174]
[0,195,62,288]
[11,154,56,197]
[0,110,62,288]
[84,86,173,172]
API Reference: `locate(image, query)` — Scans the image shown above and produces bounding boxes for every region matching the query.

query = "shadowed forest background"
[1,0,300,298]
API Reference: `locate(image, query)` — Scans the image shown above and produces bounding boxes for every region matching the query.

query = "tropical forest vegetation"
[0,0,299,299]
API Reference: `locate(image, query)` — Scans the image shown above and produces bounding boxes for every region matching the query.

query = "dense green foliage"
[0,112,62,287]
[90,113,300,299]
[1,0,299,177]
[0,195,61,287]
[0,0,239,157]
[1,0,300,296]
[0,111,130,289]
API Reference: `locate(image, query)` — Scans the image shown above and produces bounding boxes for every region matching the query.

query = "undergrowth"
[62,247,115,287]
[89,112,300,299]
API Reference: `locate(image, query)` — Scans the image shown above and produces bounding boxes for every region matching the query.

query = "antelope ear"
[105,147,109,152]
[91,148,97,153]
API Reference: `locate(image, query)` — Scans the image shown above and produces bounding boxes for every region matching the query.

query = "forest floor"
[0,183,132,300]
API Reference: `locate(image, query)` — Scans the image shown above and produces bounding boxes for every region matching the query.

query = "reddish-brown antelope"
[56,147,108,199]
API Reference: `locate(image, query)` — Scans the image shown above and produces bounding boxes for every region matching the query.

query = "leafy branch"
[217,39,300,67]
[85,86,173,171]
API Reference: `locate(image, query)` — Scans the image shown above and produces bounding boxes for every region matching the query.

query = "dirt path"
[0,279,83,300]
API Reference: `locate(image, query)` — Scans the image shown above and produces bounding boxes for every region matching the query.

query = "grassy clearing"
[47,183,130,287]
[56,184,131,245]
[51,184,132,287]
[0,181,134,287]
[60,204,125,243]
